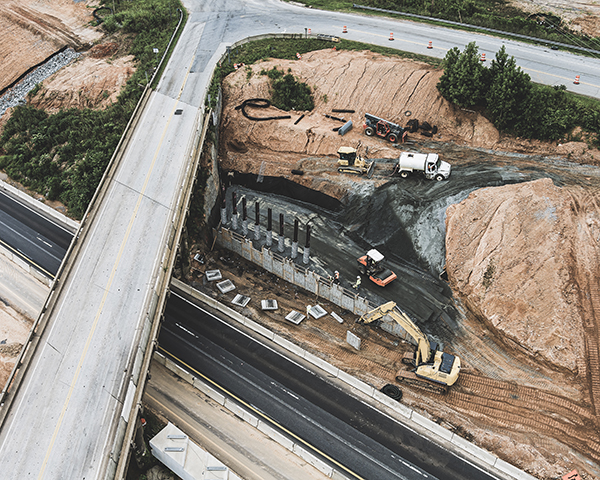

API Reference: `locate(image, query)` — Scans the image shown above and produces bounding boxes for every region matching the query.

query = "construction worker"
[352,275,361,290]
[334,271,340,284]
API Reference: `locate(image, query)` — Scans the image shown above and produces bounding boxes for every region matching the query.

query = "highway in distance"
[0,189,71,277]
[159,291,500,480]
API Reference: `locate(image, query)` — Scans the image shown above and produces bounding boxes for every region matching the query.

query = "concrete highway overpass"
[0,1,599,479]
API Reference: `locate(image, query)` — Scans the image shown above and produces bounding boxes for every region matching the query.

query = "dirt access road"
[202,51,600,480]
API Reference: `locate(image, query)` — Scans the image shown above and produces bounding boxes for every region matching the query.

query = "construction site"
[184,49,600,480]
[0,1,599,479]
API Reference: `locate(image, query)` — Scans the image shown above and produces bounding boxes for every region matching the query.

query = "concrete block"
[257,421,294,451]
[231,294,251,307]
[293,444,334,477]
[336,370,374,396]
[246,319,275,341]
[309,305,327,319]
[494,459,537,480]
[273,335,306,358]
[165,358,194,386]
[451,434,496,466]
[304,352,339,377]
[411,412,453,442]
[331,469,350,480]
[153,351,167,366]
[193,377,225,405]
[216,279,235,294]
[225,398,253,424]
[331,312,344,324]
[285,310,305,324]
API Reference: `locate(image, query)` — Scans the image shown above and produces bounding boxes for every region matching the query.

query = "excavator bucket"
[366,161,376,179]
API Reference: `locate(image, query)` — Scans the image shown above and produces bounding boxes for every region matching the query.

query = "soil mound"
[219,49,499,196]
[445,178,587,372]
[29,55,136,112]
[0,0,101,92]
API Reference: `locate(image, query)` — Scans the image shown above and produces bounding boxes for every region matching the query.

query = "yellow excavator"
[357,301,461,394]
[337,143,375,178]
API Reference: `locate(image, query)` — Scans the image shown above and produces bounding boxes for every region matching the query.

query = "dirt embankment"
[220,49,600,197]
[29,43,136,112]
[446,178,585,373]
[0,0,101,92]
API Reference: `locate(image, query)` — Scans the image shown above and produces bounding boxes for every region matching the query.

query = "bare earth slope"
[0,0,101,92]
[445,178,585,373]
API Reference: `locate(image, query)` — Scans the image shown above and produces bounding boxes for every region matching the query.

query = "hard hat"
[357,275,360,279]
[335,270,339,274]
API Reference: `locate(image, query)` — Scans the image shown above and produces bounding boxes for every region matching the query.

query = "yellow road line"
[37,57,196,479]
[0,238,54,279]
[158,347,366,480]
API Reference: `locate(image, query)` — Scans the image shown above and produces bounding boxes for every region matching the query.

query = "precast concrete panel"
[241,238,252,260]
[305,271,318,295]
[354,296,370,316]
[341,292,355,311]
[381,320,417,345]
[262,247,273,272]
[320,282,332,302]
[331,284,343,305]
[272,257,283,277]
[251,244,262,263]
[293,265,306,289]
[283,261,294,283]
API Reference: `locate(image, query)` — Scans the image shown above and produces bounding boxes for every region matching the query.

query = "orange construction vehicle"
[357,249,397,287]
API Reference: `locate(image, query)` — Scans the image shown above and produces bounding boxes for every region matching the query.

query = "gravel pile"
[0,48,80,118]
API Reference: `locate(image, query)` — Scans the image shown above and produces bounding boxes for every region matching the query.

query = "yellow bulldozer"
[358,301,461,394]
[337,144,375,178]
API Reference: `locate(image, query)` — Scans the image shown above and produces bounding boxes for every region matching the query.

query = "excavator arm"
[358,301,431,364]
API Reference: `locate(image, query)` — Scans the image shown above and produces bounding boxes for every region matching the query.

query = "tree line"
[437,42,600,144]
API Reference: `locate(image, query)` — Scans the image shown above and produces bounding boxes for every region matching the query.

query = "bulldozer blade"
[367,161,376,179]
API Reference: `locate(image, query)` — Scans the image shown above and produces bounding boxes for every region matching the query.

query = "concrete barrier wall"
[214,228,373,316]
[168,279,538,480]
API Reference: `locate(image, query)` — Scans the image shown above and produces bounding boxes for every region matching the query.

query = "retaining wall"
[215,227,371,316]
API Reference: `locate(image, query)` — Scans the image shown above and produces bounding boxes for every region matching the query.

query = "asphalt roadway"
[0,1,598,479]
[0,189,70,277]
[160,291,500,480]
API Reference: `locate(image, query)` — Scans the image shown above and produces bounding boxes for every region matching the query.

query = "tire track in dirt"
[448,374,600,462]
[566,187,600,425]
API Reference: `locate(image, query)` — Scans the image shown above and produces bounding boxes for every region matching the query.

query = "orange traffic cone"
[343,25,347,33]
[332,46,336,51]
[296,53,302,59]
[389,32,394,41]
[480,53,486,62]
[427,41,433,49]
[574,75,580,85]
[308,28,311,34]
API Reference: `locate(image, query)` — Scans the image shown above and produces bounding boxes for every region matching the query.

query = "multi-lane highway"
[161,291,499,480]
[0,1,598,479]
[0,189,71,277]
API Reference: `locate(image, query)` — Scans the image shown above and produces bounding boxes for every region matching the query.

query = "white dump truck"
[393,152,451,181]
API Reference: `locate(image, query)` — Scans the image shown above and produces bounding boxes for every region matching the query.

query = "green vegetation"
[0,0,184,219]
[291,0,600,52]
[438,42,600,144]
[260,66,314,111]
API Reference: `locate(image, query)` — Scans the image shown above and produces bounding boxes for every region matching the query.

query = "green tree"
[436,42,489,108]
[487,46,531,131]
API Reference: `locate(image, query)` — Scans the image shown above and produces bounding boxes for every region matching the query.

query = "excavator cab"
[357,249,397,286]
